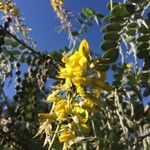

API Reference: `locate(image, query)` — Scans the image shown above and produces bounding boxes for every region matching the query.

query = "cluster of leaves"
[0,17,64,149]
[72,7,104,37]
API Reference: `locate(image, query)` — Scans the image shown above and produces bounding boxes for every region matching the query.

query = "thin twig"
[6,30,42,56]
[109,0,113,11]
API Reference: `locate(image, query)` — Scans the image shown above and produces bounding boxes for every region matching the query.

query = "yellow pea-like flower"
[59,128,75,143]
[59,39,90,95]
[54,100,71,121]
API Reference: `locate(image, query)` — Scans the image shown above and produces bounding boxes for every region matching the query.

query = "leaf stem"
[48,124,60,150]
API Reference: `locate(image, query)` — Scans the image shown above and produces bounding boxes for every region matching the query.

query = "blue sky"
[14,0,109,52]
[5,0,149,104]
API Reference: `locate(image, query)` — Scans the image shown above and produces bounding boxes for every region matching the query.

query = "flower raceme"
[59,39,111,96]
[51,0,66,22]
[37,39,112,149]
[51,0,64,12]
[0,1,19,16]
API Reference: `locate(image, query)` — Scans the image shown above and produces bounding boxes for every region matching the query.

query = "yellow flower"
[47,90,62,102]
[59,128,75,143]
[3,5,11,13]
[59,39,90,93]
[59,39,112,96]
[54,100,71,121]
[73,104,88,123]
[51,0,64,12]
[9,8,19,16]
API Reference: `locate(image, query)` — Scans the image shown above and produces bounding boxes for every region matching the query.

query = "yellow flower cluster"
[0,1,19,17]
[51,0,64,12]
[59,39,111,96]
[37,39,112,149]
[51,0,65,20]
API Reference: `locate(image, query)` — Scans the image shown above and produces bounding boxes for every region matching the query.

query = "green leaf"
[19,55,25,63]
[112,5,129,17]
[3,50,11,56]
[139,26,150,34]
[50,51,62,61]
[127,23,137,29]
[137,35,150,42]
[126,29,136,36]
[106,23,122,31]
[11,50,20,55]
[103,16,111,23]
[101,26,108,33]
[5,38,20,48]
[101,41,118,51]
[137,42,149,50]
[95,63,110,72]
[143,57,150,70]
[139,72,150,87]
[109,16,126,24]
[82,7,94,17]
[19,45,26,50]
[102,48,119,63]
[125,4,136,15]
[103,32,120,41]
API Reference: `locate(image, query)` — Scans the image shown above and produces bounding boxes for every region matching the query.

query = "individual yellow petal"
[79,39,90,58]
[82,99,94,109]
[62,55,69,63]
[72,77,86,86]
[76,86,85,97]
[64,78,72,89]
[38,113,55,120]
[55,100,67,112]
[47,90,61,102]
[78,56,88,68]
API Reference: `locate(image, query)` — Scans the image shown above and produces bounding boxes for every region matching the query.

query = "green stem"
[48,124,60,150]
[91,117,97,138]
